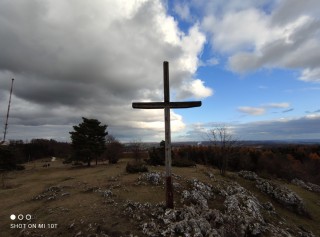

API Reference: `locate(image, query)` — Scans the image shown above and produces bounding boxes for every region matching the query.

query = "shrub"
[126,161,148,173]
[63,159,72,164]
[106,137,123,164]
[0,146,24,170]
[148,147,165,166]
[15,165,25,170]
[63,156,73,164]
[172,157,196,167]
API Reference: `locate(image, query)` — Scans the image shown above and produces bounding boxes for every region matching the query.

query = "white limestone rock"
[238,170,259,181]
[256,178,308,216]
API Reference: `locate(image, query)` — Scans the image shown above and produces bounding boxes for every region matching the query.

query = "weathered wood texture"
[132,61,201,208]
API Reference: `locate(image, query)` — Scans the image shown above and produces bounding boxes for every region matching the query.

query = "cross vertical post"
[163,61,173,208]
[132,61,201,208]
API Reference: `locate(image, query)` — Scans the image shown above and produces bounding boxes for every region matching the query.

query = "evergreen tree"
[69,117,108,166]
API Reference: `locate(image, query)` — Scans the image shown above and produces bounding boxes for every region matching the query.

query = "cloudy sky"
[1,0,320,142]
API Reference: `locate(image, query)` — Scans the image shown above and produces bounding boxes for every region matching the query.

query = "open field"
[0,158,319,237]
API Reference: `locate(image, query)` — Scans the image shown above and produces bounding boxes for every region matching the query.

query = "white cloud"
[237,103,291,116]
[174,2,192,21]
[228,52,259,73]
[264,103,290,108]
[223,4,320,83]
[228,15,320,74]
[202,8,281,54]
[206,58,219,66]
[182,114,320,141]
[198,0,320,83]
[200,57,219,67]
[176,79,213,100]
[235,114,320,140]
[238,106,266,116]
[177,24,206,73]
[0,0,212,142]
[300,68,320,83]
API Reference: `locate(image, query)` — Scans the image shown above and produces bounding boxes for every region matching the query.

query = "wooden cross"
[132,61,201,208]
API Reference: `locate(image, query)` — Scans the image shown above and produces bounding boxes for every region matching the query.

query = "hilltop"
[0,158,319,237]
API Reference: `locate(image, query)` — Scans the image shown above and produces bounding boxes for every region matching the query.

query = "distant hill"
[134,139,320,148]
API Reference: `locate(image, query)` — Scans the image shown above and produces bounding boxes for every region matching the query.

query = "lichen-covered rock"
[225,182,247,196]
[173,182,182,190]
[256,178,308,216]
[138,172,164,185]
[102,189,113,198]
[181,179,214,209]
[292,178,312,191]
[32,185,66,201]
[292,178,320,193]
[161,206,222,237]
[204,171,215,179]
[238,170,259,181]
[222,181,266,236]
[181,189,209,209]
[121,177,314,237]
[262,201,275,212]
[190,179,214,199]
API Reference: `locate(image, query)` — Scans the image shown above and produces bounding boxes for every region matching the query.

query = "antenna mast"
[3,78,14,142]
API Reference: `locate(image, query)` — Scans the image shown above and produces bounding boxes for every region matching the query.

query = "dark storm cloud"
[271,0,320,26]
[0,0,212,141]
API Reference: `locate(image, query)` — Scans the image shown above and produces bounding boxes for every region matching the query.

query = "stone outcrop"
[137,172,164,185]
[29,171,316,237]
[32,185,70,201]
[122,172,315,237]
[238,171,309,216]
[238,170,259,181]
[291,178,320,193]
[256,178,309,216]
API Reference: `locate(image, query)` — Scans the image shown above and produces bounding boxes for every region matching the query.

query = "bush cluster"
[126,161,148,173]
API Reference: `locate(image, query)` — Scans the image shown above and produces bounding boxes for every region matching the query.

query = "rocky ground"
[2,161,319,237]
[121,171,316,237]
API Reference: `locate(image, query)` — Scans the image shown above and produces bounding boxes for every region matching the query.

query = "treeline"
[0,139,71,170]
[0,137,123,169]
[2,138,319,185]
[172,144,320,184]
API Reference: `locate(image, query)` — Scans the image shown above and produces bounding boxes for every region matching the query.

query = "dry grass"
[0,159,319,237]
[1,158,177,236]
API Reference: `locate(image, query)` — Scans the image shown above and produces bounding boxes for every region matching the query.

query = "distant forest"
[172,144,320,184]
[1,139,319,185]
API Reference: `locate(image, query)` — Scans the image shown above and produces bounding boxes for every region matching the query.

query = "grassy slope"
[0,158,319,237]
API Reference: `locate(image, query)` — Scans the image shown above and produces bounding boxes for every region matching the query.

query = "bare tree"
[130,139,144,162]
[209,125,238,176]
[105,135,123,164]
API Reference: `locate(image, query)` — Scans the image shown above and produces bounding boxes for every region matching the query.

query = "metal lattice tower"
[3,78,14,142]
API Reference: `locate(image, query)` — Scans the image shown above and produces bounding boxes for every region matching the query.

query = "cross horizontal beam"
[132,61,202,209]
[132,101,201,109]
